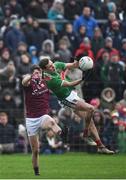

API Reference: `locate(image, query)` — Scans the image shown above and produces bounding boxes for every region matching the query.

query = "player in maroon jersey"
[22,64,61,176]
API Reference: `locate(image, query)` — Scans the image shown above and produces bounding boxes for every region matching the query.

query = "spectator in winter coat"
[40,39,56,60]
[27,19,49,52]
[0,112,16,154]
[73,6,98,38]
[48,0,65,32]
[4,20,26,52]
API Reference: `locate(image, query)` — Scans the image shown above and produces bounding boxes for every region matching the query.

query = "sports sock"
[34,167,40,176]
[83,129,88,137]
[95,139,104,147]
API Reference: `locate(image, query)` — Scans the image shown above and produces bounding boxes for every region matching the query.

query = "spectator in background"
[0,38,6,56]
[100,87,116,111]
[103,109,119,151]
[101,53,125,99]
[0,48,11,69]
[0,61,17,91]
[0,112,16,154]
[93,110,104,140]
[41,129,63,154]
[77,25,87,44]
[29,46,39,65]
[48,0,65,32]
[96,37,119,61]
[13,42,28,67]
[105,20,122,50]
[73,6,98,39]
[22,15,33,44]
[4,19,26,52]
[27,19,49,52]
[117,124,126,153]
[9,0,24,17]
[57,37,72,63]
[0,89,17,127]
[103,12,117,37]
[61,23,79,54]
[40,39,56,60]
[16,53,31,78]
[91,27,104,58]
[3,5,12,19]
[75,37,94,62]
[120,39,126,63]
[118,89,126,108]
[27,0,47,19]
[64,0,80,20]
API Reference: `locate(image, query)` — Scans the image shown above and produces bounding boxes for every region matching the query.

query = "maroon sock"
[95,139,103,147]
[83,129,88,137]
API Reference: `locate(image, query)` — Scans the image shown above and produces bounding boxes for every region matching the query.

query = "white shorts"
[26,114,50,136]
[60,91,81,108]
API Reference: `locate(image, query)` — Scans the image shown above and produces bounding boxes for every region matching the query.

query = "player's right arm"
[61,78,82,87]
[22,74,31,87]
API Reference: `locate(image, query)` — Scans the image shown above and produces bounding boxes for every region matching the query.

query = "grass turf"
[0,152,126,179]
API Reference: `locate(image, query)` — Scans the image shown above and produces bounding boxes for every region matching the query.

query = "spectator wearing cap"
[73,6,98,39]
[96,36,119,61]
[48,0,65,32]
[105,20,122,50]
[120,39,126,63]
[4,19,26,52]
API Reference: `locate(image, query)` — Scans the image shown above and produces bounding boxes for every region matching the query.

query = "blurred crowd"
[0,0,126,154]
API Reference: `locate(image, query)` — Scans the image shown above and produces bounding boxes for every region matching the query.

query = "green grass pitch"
[0,152,126,179]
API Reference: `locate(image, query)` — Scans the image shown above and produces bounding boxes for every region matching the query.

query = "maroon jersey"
[23,73,50,118]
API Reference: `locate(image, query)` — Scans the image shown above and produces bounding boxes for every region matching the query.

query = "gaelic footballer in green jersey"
[39,57,115,154]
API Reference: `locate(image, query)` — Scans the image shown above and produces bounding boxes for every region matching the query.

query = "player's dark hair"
[30,64,41,73]
[39,58,49,69]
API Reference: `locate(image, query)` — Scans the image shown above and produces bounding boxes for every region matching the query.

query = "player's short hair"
[39,58,49,69]
[30,64,41,73]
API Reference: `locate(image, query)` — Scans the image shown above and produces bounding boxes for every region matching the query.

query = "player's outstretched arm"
[65,57,80,70]
[62,78,82,87]
[22,74,31,87]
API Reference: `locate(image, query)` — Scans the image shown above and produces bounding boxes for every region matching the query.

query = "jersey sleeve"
[54,61,66,71]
